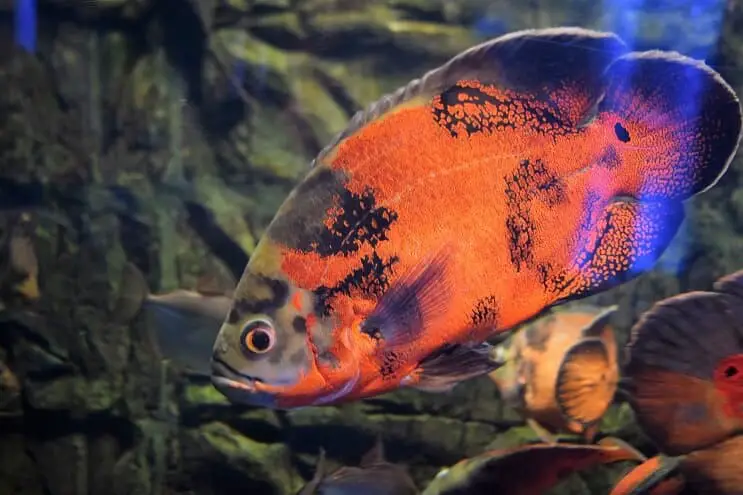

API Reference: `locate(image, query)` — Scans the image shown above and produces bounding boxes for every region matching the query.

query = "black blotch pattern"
[471,295,500,327]
[380,350,402,379]
[315,186,398,256]
[432,83,575,139]
[292,316,307,334]
[314,252,400,316]
[268,168,346,250]
[504,159,566,272]
[230,277,290,323]
[614,122,630,142]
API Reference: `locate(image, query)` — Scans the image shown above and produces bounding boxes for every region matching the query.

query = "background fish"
[612,268,743,494]
[0,211,40,303]
[210,26,743,409]
[297,436,418,495]
[489,304,620,443]
[421,437,644,495]
[120,262,235,377]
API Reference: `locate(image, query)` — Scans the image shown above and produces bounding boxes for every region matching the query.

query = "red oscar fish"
[421,436,645,495]
[611,269,743,494]
[210,27,743,409]
[489,304,620,443]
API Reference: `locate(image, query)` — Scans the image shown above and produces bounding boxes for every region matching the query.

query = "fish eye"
[240,320,276,355]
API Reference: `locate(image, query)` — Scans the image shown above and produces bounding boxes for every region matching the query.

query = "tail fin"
[600,51,742,200]
[556,338,618,431]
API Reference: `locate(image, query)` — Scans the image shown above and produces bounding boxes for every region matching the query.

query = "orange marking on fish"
[610,457,685,495]
[291,292,303,312]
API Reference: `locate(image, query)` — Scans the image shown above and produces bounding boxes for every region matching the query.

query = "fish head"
[210,237,355,408]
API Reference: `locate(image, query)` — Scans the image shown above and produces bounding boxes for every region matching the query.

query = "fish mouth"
[210,358,261,393]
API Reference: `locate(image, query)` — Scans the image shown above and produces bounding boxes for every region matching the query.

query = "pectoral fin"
[408,342,504,392]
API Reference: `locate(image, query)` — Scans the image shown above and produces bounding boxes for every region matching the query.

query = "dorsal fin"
[312,27,627,167]
[359,435,386,467]
[581,305,618,338]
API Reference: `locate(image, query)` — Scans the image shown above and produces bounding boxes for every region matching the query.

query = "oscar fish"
[421,437,645,495]
[210,26,743,409]
[297,436,418,495]
[489,304,620,443]
[611,268,743,494]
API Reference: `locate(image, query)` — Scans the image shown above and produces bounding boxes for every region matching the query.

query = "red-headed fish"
[421,437,645,495]
[613,268,743,494]
[210,27,743,409]
[490,304,620,442]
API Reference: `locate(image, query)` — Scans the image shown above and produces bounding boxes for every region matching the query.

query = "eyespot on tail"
[556,337,618,429]
[599,50,742,201]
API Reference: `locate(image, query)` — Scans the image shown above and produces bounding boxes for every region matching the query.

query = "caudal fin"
[556,338,618,431]
[600,51,742,200]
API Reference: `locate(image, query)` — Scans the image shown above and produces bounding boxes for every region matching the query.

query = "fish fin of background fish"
[580,305,618,338]
[552,199,686,306]
[624,289,742,380]
[600,51,742,200]
[609,455,684,495]
[596,437,647,462]
[411,341,502,392]
[526,418,557,444]
[361,248,452,347]
[296,448,328,495]
[621,287,743,454]
[110,262,149,324]
[359,435,386,467]
[144,298,225,376]
[556,337,616,429]
[312,27,628,167]
[712,269,743,320]
[683,435,743,493]
[194,269,236,297]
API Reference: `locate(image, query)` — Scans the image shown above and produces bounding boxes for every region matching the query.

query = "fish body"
[614,268,743,494]
[298,437,418,495]
[421,437,644,495]
[490,304,619,441]
[211,27,743,409]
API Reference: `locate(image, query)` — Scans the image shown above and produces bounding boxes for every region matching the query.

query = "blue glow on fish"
[598,0,728,275]
[14,0,37,53]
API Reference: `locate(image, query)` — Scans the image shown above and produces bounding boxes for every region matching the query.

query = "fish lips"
[210,358,278,408]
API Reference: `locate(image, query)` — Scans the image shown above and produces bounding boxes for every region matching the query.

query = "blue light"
[14,0,36,53]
